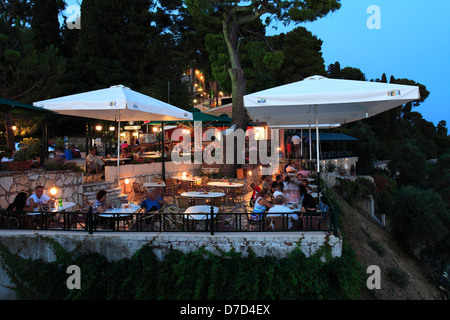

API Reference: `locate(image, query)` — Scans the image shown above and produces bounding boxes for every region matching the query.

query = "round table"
[184,205,218,220]
[207,181,244,188]
[171,176,202,182]
[143,181,166,188]
[181,191,225,198]
[28,202,77,215]
[99,204,140,218]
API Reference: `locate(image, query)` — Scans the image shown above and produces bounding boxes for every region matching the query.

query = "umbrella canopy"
[244,75,420,172]
[34,85,193,186]
[148,110,231,127]
[244,75,420,126]
[34,85,192,122]
[301,132,359,141]
[1,97,53,114]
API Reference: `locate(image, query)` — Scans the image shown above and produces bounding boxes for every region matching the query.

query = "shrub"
[389,185,450,256]
[0,241,364,300]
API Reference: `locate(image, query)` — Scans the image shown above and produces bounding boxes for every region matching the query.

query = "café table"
[184,205,219,220]
[27,201,77,215]
[99,203,141,218]
[207,181,244,188]
[180,191,225,206]
[103,157,131,162]
[184,205,219,231]
[171,176,202,182]
[143,181,166,188]
[98,203,141,230]
[27,202,78,229]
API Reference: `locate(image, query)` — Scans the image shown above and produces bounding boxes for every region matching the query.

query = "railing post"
[210,205,214,236]
[88,206,93,234]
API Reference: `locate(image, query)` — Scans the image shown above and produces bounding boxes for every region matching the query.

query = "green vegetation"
[0,239,364,300]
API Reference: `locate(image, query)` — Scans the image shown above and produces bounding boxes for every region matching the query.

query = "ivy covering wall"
[0,239,363,300]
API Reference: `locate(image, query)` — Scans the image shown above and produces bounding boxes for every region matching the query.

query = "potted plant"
[9,148,34,170]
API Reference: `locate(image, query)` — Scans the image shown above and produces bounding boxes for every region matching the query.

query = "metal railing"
[0,205,338,235]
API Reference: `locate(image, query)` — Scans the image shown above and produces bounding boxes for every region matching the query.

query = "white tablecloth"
[99,204,140,217]
[28,202,77,215]
[184,205,218,220]
[207,182,244,188]
[143,182,166,187]
[181,192,225,198]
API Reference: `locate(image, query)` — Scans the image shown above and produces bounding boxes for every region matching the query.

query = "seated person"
[6,192,33,228]
[135,147,145,157]
[26,186,55,210]
[1,149,14,161]
[120,147,133,163]
[260,175,272,190]
[138,188,166,212]
[271,175,284,194]
[284,161,297,173]
[267,194,299,229]
[55,147,67,163]
[86,148,105,168]
[92,190,111,213]
[251,187,273,221]
[299,185,316,213]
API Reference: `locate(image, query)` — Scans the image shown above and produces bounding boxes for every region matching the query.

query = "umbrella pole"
[315,106,320,173]
[161,121,166,182]
[117,112,120,188]
[308,122,312,170]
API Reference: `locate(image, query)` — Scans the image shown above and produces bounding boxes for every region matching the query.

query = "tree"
[31,0,65,52]
[389,185,450,261]
[0,13,65,150]
[387,139,426,186]
[186,0,341,175]
[186,0,341,131]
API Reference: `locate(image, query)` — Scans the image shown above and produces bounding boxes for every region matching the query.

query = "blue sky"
[63,0,449,127]
[266,0,450,127]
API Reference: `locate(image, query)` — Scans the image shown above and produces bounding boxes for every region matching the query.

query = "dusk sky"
[63,0,449,127]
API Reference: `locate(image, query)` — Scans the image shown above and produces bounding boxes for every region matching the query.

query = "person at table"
[267,194,298,230]
[5,192,33,228]
[121,141,129,149]
[299,184,316,213]
[7,192,31,212]
[138,188,166,212]
[55,147,67,164]
[26,186,55,210]
[271,175,284,194]
[284,161,297,173]
[301,178,309,188]
[260,175,272,189]
[92,190,111,213]
[250,187,273,221]
[120,147,133,164]
[86,147,105,167]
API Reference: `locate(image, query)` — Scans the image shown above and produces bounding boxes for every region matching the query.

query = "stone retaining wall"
[0,230,342,299]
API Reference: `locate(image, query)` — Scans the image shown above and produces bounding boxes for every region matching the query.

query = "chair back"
[175,196,190,209]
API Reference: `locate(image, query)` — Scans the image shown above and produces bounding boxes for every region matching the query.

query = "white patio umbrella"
[34,85,193,185]
[244,75,420,172]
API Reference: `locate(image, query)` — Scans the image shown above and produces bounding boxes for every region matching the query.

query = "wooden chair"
[162,184,179,204]
[209,189,224,207]
[164,206,185,231]
[85,159,102,181]
[217,204,247,231]
[266,216,288,231]
[175,196,190,209]
[132,182,146,201]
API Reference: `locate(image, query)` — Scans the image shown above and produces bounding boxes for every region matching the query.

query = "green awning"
[0,97,53,113]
